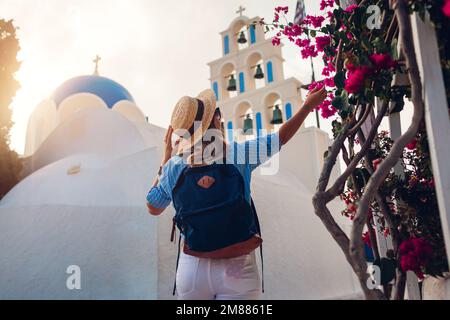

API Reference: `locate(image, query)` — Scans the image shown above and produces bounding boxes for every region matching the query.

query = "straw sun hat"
[170,89,217,155]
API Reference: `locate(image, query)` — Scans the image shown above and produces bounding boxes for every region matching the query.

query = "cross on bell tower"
[93,55,101,76]
[236,5,246,17]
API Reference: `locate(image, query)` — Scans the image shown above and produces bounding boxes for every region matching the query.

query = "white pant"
[175,249,261,300]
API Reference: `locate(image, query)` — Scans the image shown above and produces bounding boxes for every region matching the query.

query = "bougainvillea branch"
[349,0,425,295]
[327,101,388,197]
[267,0,449,299]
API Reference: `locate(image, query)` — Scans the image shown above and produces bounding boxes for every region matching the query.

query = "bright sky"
[2,0,406,155]
[2,0,331,155]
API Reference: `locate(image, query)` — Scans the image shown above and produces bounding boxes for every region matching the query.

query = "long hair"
[184,116,227,165]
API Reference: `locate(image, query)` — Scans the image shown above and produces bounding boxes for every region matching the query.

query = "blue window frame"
[227,121,233,143]
[285,103,292,120]
[256,112,262,137]
[267,61,274,83]
[239,72,245,93]
[250,25,256,44]
[213,82,219,100]
[224,35,230,55]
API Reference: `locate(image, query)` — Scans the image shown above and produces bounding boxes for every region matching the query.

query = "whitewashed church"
[0,11,362,299]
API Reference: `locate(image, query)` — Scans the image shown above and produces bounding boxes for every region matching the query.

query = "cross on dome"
[93,55,101,76]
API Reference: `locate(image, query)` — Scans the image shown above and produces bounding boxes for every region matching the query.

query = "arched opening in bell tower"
[232,20,249,51]
[234,101,254,139]
[220,62,238,100]
[263,92,283,132]
[246,51,265,91]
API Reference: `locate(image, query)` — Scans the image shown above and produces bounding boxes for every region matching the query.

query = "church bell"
[227,75,237,91]
[243,114,253,135]
[237,31,247,44]
[254,64,264,79]
[270,105,283,125]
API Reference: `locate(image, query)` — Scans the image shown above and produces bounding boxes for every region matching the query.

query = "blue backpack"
[170,162,264,295]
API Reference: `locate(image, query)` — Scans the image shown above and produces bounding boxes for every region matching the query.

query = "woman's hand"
[278,86,327,146]
[162,126,175,164]
[303,86,327,111]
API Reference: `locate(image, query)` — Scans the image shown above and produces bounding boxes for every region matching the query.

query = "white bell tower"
[207,7,340,191]
[207,7,303,142]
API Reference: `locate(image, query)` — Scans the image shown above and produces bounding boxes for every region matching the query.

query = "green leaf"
[334,71,346,90]
[309,29,316,38]
[332,96,345,110]
[333,8,343,21]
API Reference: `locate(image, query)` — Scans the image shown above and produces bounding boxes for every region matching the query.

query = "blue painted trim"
[267,61,274,83]
[250,25,256,44]
[256,112,262,137]
[256,112,263,163]
[239,72,245,93]
[213,82,219,100]
[227,121,233,143]
[224,35,230,55]
[285,103,292,120]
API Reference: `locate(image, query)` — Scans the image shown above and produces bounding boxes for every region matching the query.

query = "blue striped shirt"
[146,132,281,209]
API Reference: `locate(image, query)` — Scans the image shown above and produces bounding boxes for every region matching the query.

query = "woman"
[146,86,327,300]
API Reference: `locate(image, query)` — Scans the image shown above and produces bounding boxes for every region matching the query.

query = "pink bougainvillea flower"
[443,0,450,17]
[308,81,325,91]
[318,99,337,119]
[272,37,281,46]
[369,53,398,70]
[372,158,382,171]
[399,239,414,255]
[295,38,310,48]
[282,23,302,37]
[345,62,357,73]
[326,11,334,20]
[320,104,337,119]
[274,13,280,23]
[323,77,335,88]
[315,35,331,52]
[399,237,433,279]
[305,15,326,28]
[347,203,357,213]
[406,138,417,150]
[344,65,373,93]
[320,0,334,10]
[322,61,336,77]
[344,4,358,13]
[275,6,289,14]
[362,231,372,248]
[301,44,318,59]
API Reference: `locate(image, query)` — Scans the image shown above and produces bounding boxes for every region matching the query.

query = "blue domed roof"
[53,75,135,108]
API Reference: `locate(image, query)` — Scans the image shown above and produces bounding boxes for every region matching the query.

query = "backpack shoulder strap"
[250,198,261,236]
[172,234,182,296]
[250,197,264,293]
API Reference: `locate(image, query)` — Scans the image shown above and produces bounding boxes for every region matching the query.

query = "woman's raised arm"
[278,86,327,146]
